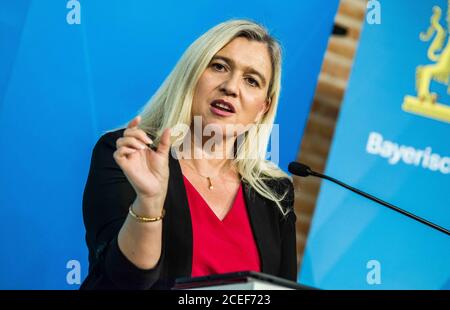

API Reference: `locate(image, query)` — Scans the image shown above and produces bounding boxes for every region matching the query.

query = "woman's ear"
[264,97,272,114]
[255,98,272,123]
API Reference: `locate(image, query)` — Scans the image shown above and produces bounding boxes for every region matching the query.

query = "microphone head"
[288,162,312,177]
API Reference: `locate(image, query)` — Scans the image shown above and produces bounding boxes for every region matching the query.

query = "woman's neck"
[178,127,237,176]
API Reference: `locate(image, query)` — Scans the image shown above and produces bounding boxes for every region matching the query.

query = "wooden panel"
[294,0,367,268]
[328,36,358,58]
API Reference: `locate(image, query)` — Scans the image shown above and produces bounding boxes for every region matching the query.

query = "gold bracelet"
[128,205,165,223]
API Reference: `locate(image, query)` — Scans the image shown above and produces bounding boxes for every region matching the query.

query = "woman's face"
[191,37,272,136]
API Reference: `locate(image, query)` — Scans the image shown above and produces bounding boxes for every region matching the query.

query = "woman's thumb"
[156,128,171,156]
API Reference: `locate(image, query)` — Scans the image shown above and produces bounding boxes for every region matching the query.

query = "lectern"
[174,271,315,290]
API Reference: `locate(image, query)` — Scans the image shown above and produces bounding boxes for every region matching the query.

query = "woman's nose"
[219,75,239,97]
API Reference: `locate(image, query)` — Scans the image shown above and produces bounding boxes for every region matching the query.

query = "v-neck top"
[182,175,261,277]
[82,130,298,289]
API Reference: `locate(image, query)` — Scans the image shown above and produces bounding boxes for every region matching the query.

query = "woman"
[81,19,297,290]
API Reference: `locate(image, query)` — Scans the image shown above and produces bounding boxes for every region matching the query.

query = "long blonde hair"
[138,19,291,213]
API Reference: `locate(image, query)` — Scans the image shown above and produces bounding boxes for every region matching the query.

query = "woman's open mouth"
[210,99,236,117]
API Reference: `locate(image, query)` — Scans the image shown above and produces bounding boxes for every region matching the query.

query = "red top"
[183,175,261,277]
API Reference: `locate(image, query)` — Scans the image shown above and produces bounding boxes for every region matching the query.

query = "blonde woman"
[81,19,297,289]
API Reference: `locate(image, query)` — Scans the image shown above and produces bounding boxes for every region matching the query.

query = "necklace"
[206,176,214,190]
[182,161,233,190]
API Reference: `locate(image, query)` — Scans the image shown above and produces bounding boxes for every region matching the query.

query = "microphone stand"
[289,162,450,237]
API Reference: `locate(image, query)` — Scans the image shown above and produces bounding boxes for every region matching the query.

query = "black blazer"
[81,129,297,290]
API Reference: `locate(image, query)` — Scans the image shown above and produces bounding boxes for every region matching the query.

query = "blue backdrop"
[0,0,337,288]
[300,0,450,289]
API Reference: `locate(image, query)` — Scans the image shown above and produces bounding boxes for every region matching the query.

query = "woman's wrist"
[129,204,165,222]
[132,195,165,218]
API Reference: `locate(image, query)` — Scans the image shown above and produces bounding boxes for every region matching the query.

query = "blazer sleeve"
[278,178,298,281]
[80,130,164,290]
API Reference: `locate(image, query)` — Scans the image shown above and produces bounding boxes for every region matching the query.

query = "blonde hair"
[138,19,291,214]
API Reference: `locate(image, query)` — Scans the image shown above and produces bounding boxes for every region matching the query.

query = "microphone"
[288,161,450,237]
[332,23,348,36]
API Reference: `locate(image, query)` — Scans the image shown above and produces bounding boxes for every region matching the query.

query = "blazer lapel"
[162,153,193,278]
[243,182,279,276]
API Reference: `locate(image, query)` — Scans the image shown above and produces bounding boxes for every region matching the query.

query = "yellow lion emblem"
[403,0,450,123]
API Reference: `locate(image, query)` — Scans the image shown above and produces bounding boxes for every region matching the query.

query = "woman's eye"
[246,77,260,88]
[211,63,226,71]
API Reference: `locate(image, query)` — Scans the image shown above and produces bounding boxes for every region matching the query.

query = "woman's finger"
[124,127,153,145]
[116,146,138,157]
[127,115,141,129]
[113,147,137,165]
[116,136,147,150]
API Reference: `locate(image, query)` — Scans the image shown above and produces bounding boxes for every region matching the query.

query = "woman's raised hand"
[113,116,171,202]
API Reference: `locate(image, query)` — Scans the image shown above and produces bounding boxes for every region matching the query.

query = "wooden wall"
[294,0,367,268]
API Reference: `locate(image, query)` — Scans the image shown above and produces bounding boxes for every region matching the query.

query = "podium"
[173,271,315,290]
